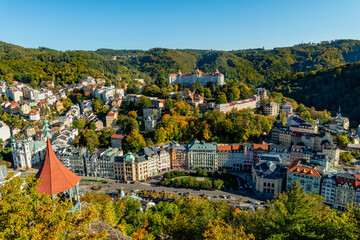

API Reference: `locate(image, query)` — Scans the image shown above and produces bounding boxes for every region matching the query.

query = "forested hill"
[96,39,360,84]
[268,61,360,125]
[1,39,360,87]
[0,41,148,87]
[2,40,360,123]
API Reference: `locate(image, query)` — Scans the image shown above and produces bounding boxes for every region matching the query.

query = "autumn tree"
[203,220,254,240]
[123,129,146,153]
[172,101,190,116]
[128,111,138,119]
[334,134,350,148]
[340,152,353,163]
[0,175,106,239]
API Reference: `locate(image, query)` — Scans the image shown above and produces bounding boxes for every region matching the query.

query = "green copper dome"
[124,152,135,162]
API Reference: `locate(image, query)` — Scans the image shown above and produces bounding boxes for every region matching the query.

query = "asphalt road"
[80,178,269,207]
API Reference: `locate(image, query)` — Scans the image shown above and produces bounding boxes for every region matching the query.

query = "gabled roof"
[36,139,81,195]
[288,166,321,178]
[253,141,269,151]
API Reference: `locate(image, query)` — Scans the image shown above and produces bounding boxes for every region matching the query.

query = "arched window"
[272,183,275,188]
[263,182,266,187]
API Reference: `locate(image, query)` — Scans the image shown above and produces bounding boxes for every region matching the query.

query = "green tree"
[237,182,357,240]
[118,116,139,134]
[136,96,151,113]
[213,180,224,190]
[226,87,240,102]
[164,99,174,112]
[98,127,116,148]
[92,97,104,114]
[201,179,213,189]
[72,118,86,132]
[215,92,227,104]
[204,88,212,98]
[79,129,100,152]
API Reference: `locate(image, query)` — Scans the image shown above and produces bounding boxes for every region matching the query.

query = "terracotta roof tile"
[288,166,321,178]
[36,139,81,195]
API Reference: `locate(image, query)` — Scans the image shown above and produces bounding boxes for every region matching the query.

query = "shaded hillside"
[269,62,360,125]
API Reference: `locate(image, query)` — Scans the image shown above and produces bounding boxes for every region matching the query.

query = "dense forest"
[2,39,360,87]
[268,62,360,126]
[97,39,360,84]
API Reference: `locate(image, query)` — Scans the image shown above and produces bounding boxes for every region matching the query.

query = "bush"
[340,152,353,163]
[91,186,102,191]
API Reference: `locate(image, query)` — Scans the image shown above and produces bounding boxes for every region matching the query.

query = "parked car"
[227,195,231,199]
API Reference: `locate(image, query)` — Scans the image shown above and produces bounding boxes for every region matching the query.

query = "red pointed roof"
[36,139,81,195]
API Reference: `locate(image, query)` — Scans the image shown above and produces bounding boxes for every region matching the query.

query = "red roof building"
[36,139,81,196]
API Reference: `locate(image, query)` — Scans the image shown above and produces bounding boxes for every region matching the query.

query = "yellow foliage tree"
[203,220,254,240]
[0,175,106,239]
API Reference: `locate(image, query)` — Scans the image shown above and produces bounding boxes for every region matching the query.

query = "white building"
[11,138,46,169]
[29,89,45,102]
[320,173,337,206]
[282,102,293,114]
[141,146,171,176]
[0,81,7,93]
[20,102,31,116]
[29,110,40,121]
[264,102,279,116]
[188,140,218,171]
[214,96,259,113]
[47,95,58,106]
[80,100,93,113]
[168,69,225,86]
[94,85,116,102]
[217,144,243,171]
[252,161,286,196]
[0,121,11,141]
[144,116,156,131]
[6,87,23,102]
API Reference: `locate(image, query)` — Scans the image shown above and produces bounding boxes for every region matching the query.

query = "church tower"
[11,138,19,168]
[22,139,32,168]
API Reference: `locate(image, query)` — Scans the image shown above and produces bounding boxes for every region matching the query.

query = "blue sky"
[0,0,359,51]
